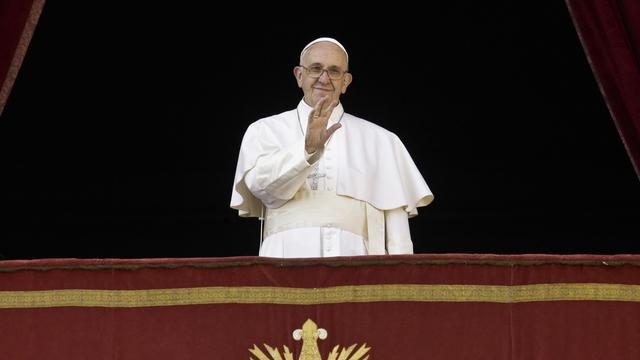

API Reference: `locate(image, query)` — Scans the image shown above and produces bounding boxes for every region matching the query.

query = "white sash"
[264,190,386,255]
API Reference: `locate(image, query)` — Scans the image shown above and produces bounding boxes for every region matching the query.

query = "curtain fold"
[566,0,640,178]
[0,0,46,116]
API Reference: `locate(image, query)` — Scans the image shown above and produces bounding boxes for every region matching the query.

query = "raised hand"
[305,96,342,154]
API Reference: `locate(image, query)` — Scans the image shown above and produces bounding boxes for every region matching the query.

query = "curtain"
[0,0,45,116]
[566,0,640,178]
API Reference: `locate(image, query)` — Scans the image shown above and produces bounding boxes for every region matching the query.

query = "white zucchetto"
[300,37,349,64]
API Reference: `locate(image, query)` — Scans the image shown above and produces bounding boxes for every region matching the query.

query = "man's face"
[294,42,352,107]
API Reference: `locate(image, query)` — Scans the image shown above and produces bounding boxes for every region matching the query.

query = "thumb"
[325,123,342,138]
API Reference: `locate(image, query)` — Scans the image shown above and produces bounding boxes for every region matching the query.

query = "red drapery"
[566,0,640,178]
[0,0,45,116]
[1,254,640,359]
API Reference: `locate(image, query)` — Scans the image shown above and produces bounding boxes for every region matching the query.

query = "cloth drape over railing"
[1,254,640,359]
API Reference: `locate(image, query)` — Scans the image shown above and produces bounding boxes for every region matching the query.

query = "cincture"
[264,189,386,255]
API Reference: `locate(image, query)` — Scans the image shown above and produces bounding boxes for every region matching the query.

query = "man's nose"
[317,70,331,82]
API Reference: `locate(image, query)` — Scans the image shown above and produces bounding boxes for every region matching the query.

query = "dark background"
[1,2,638,259]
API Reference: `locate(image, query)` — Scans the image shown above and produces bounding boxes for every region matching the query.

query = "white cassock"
[230,99,433,258]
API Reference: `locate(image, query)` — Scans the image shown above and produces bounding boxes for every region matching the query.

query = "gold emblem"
[249,319,371,360]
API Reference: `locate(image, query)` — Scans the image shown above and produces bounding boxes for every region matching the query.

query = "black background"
[1,2,638,259]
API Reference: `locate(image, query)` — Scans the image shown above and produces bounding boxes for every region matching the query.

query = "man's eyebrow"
[308,63,343,70]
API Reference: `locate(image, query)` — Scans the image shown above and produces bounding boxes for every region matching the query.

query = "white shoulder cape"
[230,108,433,218]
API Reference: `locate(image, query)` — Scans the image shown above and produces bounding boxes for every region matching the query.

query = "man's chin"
[312,93,334,104]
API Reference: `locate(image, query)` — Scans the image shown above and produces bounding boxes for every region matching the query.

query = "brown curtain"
[566,0,640,178]
[0,0,45,116]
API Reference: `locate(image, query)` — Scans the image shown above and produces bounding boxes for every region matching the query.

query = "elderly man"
[231,37,433,258]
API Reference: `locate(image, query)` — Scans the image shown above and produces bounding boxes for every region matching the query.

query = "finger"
[325,123,342,138]
[309,108,319,122]
[314,96,329,117]
[324,99,339,115]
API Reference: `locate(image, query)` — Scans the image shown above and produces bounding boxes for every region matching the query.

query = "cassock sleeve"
[244,138,320,208]
[230,121,322,217]
[385,207,413,254]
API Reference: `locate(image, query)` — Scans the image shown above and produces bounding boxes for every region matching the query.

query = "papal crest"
[249,319,371,360]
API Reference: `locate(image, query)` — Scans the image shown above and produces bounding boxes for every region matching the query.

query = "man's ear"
[341,73,353,94]
[293,66,303,88]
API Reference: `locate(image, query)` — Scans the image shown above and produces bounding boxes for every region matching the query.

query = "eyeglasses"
[299,65,348,80]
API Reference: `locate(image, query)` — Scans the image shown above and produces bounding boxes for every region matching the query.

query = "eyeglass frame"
[298,65,349,80]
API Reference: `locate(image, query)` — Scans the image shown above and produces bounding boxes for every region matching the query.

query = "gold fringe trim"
[1,283,640,309]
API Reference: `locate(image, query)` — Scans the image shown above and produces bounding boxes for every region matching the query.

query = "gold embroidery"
[1,283,640,309]
[249,319,370,360]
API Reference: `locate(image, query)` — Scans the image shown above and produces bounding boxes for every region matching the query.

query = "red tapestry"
[1,254,640,359]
